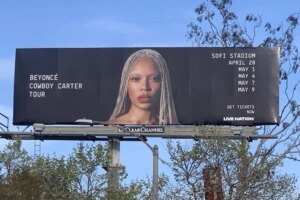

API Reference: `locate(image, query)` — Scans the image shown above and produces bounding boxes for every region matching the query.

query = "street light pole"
[136,137,159,200]
[152,145,159,200]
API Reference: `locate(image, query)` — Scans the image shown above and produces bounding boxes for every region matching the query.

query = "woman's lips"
[138,94,151,103]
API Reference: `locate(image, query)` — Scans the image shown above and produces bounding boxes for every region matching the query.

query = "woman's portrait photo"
[107,49,178,125]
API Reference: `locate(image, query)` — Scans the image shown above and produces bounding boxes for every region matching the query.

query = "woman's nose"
[141,78,151,91]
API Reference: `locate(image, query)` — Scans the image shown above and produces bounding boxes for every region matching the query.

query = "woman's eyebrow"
[148,73,160,77]
[149,72,160,75]
[129,73,141,76]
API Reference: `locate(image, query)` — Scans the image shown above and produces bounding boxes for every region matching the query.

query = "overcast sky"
[0,0,299,190]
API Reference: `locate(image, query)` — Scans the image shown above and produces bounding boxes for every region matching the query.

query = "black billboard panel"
[13,48,279,126]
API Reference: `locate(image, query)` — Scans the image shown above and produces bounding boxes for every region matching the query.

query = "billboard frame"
[13,47,280,126]
[0,124,276,142]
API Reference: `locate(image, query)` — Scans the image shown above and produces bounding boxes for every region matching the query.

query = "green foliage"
[67,142,108,199]
[165,139,297,199]
[0,166,42,200]
[0,139,41,200]
[0,139,30,178]
[0,140,150,200]
[32,156,78,200]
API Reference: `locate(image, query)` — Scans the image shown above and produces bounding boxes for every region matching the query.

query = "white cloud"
[82,18,142,35]
[0,58,14,81]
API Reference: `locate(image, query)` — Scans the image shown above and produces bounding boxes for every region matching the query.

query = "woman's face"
[127,57,161,112]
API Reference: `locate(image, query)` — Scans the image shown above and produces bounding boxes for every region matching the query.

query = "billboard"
[13,47,279,126]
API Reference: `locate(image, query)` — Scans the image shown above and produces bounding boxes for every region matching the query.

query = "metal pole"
[152,145,158,200]
[108,138,120,191]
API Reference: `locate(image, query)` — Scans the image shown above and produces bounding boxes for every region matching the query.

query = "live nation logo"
[117,126,165,134]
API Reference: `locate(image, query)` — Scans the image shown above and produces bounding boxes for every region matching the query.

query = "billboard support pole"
[153,145,159,200]
[108,138,120,194]
[106,137,158,200]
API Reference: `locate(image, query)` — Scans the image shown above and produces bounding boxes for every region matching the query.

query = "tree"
[164,0,300,199]
[0,166,43,200]
[66,142,108,199]
[0,139,44,200]
[32,155,79,200]
[32,142,144,200]
[0,140,149,200]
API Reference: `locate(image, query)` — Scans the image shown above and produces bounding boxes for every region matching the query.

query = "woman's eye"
[130,77,140,82]
[150,76,161,82]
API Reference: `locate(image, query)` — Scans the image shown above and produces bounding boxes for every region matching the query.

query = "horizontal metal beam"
[0,124,277,141]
